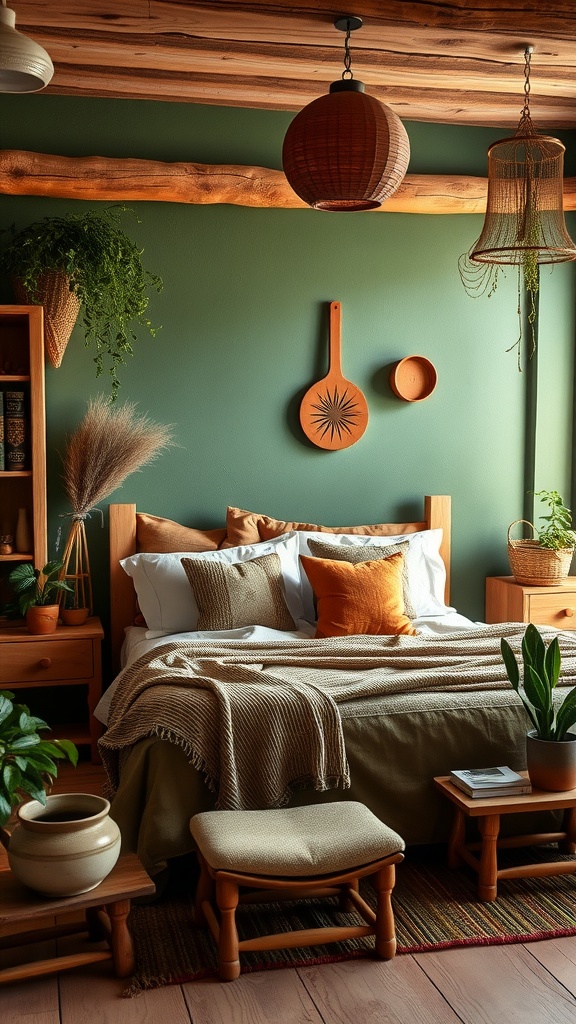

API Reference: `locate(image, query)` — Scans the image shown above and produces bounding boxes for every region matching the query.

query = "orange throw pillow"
[224,505,410,548]
[136,512,226,553]
[300,552,416,639]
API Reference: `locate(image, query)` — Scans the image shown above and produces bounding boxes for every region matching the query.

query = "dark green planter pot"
[526,730,576,791]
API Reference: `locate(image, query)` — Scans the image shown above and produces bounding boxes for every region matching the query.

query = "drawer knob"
[563,608,575,618]
[38,657,52,669]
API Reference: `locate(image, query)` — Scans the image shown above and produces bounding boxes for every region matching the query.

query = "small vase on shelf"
[15,507,32,554]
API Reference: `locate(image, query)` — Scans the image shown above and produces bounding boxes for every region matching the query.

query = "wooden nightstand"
[0,616,104,762]
[485,576,576,631]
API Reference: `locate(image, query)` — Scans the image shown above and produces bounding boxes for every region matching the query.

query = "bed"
[98,495,576,878]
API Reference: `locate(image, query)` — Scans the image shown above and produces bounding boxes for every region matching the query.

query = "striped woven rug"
[126,846,576,994]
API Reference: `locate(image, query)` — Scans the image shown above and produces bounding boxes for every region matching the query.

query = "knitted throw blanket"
[99,623,576,810]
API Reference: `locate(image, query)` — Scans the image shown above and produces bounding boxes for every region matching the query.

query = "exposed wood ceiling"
[12,1,576,129]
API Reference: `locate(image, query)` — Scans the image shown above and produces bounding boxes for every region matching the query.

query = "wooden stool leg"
[107,899,135,978]
[216,876,240,981]
[478,813,500,902]
[339,877,359,912]
[194,852,213,927]
[372,863,397,960]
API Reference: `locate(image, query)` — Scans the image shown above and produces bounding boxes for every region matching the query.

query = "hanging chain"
[516,45,535,134]
[341,21,354,79]
[521,46,533,119]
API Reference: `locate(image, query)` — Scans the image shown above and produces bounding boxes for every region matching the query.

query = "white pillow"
[121,532,307,636]
[297,528,449,622]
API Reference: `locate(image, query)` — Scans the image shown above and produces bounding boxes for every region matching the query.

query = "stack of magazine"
[449,765,532,798]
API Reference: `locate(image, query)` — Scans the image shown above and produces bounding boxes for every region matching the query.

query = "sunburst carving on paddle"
[309,385,361,442]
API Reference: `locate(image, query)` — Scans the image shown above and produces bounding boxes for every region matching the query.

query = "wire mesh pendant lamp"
[282,16,410,211]
[469,46,576,266]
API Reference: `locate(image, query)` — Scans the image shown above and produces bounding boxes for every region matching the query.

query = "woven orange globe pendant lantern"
[282,17,410,212]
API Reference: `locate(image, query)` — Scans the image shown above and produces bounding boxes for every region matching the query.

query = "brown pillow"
[180,552,296,632]
[307,538,416,619]
[136,512,226,553]
[224,505,408,548]
[300,552,416,639]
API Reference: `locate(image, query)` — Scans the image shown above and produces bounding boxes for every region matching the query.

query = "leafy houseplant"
[8,559,73,634]
[0,690,78,831]
[533,490,576,550]
[0,206,162,399]
[508,490,576,586]
[8,559,73,616]
[501,623,576,790]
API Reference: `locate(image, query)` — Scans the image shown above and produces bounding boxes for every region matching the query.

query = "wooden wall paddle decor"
[300,302,368,450]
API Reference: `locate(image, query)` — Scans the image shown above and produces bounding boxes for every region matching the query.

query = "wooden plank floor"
[3,764,576,1023]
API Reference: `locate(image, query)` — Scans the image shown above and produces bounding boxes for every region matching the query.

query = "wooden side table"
[434,774,576,902]
[485,575,576,630]
[0,616,104,762]
[0,853,154,984]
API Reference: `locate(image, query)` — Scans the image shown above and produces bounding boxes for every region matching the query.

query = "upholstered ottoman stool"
[190,801,405,980]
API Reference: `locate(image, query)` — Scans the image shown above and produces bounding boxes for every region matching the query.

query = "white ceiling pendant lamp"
[0,0,53,93]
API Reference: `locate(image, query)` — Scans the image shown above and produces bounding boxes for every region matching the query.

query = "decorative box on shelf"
[485,576,576,631]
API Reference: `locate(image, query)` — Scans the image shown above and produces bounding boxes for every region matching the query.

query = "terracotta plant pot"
[526,730,576,791]
[25,604,59,635]
[1,793,121,896]
[60,607,89,626]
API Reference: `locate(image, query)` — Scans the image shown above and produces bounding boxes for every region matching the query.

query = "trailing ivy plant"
[0,691,78,829]
[0,206,162,399]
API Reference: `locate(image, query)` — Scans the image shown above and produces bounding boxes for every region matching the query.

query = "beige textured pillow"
[224,505,407,548]
[136,512,226,553]
[307,538,416,619]
[181,552,296,631]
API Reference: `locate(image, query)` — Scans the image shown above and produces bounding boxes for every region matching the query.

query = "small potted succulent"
[501,623,576,790]
[7,559,73,634]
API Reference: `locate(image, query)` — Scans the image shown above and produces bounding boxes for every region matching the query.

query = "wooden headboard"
[108,495,451,675]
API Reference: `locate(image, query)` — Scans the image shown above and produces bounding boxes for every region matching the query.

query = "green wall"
[0,95,574,662]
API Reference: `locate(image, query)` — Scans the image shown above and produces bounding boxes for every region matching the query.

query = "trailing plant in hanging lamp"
[282,16,410,212]
[460,47,576,368]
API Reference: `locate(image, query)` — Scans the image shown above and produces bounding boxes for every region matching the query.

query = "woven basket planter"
[507,519,574,586]
[13,271,81,368]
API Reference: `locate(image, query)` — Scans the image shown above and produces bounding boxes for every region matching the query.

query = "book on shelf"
[5,389,27,470]
[449,766,532,798]
[0,388,4,471]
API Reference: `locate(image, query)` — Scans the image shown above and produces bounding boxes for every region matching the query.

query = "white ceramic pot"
[4,793,121,896]
[526,730,576,792]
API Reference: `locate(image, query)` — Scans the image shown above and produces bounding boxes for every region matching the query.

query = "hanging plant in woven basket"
[0,206,162,399]
[12,270,81,368]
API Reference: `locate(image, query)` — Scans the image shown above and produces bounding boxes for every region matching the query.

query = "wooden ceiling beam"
[1,148,576,215]
[9,2,576,126]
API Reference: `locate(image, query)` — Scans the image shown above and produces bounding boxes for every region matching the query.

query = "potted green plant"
[8,559,73,634]
[0,690,121,896]
[508,490,576,586]
[501,623,576,790]
[0,690,78,833]
[60,591,89,627]
[0,206,162,399]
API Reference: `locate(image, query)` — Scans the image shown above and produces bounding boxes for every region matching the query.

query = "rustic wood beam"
[1,149,576,215]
